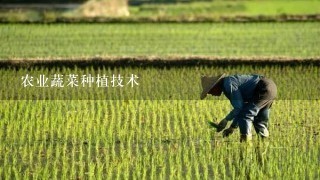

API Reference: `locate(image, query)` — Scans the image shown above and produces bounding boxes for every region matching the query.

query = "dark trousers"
[236,77,277,137]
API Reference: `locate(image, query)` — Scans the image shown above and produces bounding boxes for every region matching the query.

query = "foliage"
[1,0,320,23]
[131,0,320,17]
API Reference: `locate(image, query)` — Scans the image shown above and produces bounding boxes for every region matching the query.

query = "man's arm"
[221,88,243,137]
[223,78,243,127]
[224,91,243,127]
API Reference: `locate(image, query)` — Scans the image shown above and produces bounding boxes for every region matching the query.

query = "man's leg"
[237,77,277,142]
[252,77,276,139]
[236,103,260,141]
[253,107,270,138]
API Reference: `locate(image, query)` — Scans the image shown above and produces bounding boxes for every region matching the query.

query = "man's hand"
[223,127,236,137]
[216,119,228,132]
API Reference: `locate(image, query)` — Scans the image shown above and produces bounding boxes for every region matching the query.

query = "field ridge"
[1,56,320,68]
[1,14,320,23]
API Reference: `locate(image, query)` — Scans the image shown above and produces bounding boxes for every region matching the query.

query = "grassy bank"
[131,0,320,17]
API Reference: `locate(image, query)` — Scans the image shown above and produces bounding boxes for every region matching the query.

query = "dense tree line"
[0,0,211,4]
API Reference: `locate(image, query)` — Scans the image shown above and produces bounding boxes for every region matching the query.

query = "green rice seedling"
[0,63,319,179]
[0,23,320,59]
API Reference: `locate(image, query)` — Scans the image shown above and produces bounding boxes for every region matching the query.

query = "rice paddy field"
[0,22,320,179]
[1,22,320,59]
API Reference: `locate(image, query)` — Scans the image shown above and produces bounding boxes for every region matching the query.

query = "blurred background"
[1,0,319,22]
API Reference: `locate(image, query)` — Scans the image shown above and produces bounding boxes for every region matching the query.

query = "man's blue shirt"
[222,74,262,123]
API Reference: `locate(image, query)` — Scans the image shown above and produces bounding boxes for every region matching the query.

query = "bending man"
[201,74,277,142]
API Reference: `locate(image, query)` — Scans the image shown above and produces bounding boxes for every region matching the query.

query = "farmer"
[200,74,277,142]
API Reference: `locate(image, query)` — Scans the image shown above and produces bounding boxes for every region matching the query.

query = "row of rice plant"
[0,64,319,100]
[0,99,319,179]
[0,64,319,179]
[1,23,319,59]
